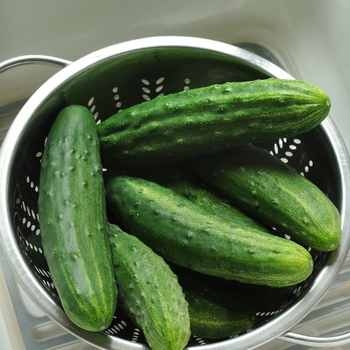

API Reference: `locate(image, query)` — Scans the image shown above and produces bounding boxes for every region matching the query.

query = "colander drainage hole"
[141,77,165,101]
[270,137,314,176]
[87,96,99,120]
[184,78,191,90]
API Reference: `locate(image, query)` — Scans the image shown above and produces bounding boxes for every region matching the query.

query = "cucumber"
[187,143,341,252]
[106,175,313,287]
[171,264,256,339]
[97,78,330,169]
[108,223,191,350]
[38,105,117,332]
[135,166,271,233]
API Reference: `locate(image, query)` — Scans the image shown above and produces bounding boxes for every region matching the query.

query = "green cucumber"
[136,166,270,233]
[38,105,117,331]
[106,175,313,287]
[108,223,191,350]
[187,143,341,252]
[97,78,330,169]
[171,264,256,339]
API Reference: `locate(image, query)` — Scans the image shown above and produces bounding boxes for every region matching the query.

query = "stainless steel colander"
[1,36,350,350]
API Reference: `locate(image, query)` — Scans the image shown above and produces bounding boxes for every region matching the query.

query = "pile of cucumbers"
[37,78,340,350]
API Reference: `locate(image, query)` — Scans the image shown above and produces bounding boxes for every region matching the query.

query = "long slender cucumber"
[97,78,331,169]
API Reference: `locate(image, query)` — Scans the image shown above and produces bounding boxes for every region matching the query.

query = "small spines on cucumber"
[187,143,341,252]
[134,166,271,234]
[97,78,331,169]
[38,105,117,331]
[108,224,191,350]
[106,175,313,287]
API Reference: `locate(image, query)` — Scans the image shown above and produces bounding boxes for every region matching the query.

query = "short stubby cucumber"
[38,105,117,331]
[108,224,191,350]
[97,78,331,169]
[171,264,256,339]
[106,175,314,287]
[187,143,341,252]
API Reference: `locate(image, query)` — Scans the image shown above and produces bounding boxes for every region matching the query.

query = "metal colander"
[1,36,350,350]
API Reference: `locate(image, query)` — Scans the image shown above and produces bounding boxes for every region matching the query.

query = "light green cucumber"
[97,78,330,169]
[38,105,117,331]
[108,223,191,350]
[187,143,341,252]
[106,175,313,287]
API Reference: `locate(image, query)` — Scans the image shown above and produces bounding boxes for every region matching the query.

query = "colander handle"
[279,331,350,347]
[0,55,72,73]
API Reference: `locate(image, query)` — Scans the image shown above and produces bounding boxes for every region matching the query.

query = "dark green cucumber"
[136,166,271,233]
[38,105,117,331]
[97,78,330,169]
[171,264,255,339]
[108,224,190,350]
[187,143,341,252]
[106,175,313,287]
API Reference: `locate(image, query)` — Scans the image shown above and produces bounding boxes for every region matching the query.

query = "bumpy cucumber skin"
[108,224,191,350]
[97,78,331,169]
[38,105,117,332]
[136,166,271,234]
[171,265,255,339]
[106,175,313,287]
[188,143,341,252]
